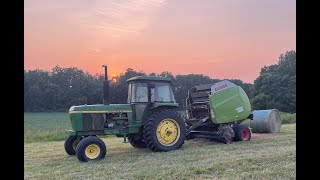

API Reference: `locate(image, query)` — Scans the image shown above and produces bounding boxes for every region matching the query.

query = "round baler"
[184,80,253,144]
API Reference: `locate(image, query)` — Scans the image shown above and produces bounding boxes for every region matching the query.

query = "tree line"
[24,51,295,113]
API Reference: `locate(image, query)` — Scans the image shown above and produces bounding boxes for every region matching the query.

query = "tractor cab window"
[129,82,148,103]
[151,82,175,103]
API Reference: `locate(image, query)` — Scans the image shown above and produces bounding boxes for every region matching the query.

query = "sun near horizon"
[24,0,295,83]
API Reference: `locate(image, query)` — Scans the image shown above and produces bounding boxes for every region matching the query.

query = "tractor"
[64,65,253,162]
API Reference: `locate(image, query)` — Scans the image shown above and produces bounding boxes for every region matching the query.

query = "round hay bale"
[251,109,281,133]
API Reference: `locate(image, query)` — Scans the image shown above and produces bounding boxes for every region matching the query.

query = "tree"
[50,66,93,110]
[24,69,52,111]
[252,50,296,112]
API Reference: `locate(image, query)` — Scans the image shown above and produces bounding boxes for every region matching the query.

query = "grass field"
[24,113,296,180]
[24,113,71,143]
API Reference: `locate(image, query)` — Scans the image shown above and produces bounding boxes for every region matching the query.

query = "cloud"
[25,0,168,38]
[67,0,168,39]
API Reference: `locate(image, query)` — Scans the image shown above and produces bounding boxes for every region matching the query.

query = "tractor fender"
[66,130,76,136]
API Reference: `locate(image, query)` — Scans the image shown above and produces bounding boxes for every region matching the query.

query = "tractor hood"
[69,104,132,114]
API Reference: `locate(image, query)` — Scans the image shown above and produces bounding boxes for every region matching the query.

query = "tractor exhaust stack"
[102,65,110,105]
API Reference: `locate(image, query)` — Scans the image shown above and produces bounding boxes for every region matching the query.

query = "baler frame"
[184,82,253,143]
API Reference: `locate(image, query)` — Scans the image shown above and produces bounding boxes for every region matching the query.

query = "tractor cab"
[126,76,179,122]
[127,76,176,104]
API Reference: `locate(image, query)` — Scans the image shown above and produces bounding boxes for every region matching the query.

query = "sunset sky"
[24,0,295,83]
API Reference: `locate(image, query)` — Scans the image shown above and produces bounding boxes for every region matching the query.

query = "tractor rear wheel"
[128,135,147,148]
[64,135,82,155]
[143,109,186,152]
[233,125,251,141]
[76,136,106,162]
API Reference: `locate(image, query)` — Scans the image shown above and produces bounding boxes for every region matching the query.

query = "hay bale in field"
[250,109,281,133]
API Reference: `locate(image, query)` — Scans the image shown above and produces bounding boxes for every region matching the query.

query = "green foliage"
[251,93,270,110]
[24,66,103,112]
[280,112,296,124]
[252,51,296,112]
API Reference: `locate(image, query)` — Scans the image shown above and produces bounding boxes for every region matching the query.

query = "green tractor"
[65,65,186,162]
[65,65,253,162]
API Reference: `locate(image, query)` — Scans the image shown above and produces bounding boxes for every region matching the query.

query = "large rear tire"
[143,109,186,152]
[233,125,251,141]
[76,136,106,162]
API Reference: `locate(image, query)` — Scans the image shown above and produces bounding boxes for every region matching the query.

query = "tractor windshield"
[128,82,148,103]
[128,82,175,103]
[151,82,175,103]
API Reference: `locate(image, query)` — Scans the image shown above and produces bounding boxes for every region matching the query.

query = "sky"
[24,0,296,83]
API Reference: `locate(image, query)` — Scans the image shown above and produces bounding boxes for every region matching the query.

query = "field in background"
[24,113,71,143]
[24,123,296,179]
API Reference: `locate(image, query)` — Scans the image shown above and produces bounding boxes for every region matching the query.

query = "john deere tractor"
[64,65,253,162]
[65,65,186,162]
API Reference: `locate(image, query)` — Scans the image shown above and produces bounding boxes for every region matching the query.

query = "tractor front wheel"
[76,136,106,162]
[143,109,186,152]
[233,125,251,141]
[64,135,82,155]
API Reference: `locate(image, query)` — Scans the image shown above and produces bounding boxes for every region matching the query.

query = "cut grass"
[24,124,296,180]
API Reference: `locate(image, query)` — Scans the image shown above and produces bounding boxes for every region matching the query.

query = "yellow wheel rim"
[156,118,180,146]
[85,144,100,159]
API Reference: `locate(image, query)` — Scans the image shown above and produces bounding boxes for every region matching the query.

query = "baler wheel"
[222,132,232,144]
[233,125,251,141]
[76,136,106,162]
[143,109,186,152]
[64,135,82,155]
[128,136,147,148]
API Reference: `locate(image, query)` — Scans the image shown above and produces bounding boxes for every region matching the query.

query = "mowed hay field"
[24,113,296,180]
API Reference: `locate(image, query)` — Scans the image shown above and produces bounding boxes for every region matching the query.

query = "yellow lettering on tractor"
[69,110,132,114]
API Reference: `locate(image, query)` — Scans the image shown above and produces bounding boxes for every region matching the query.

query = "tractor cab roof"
[126,76,172,83]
